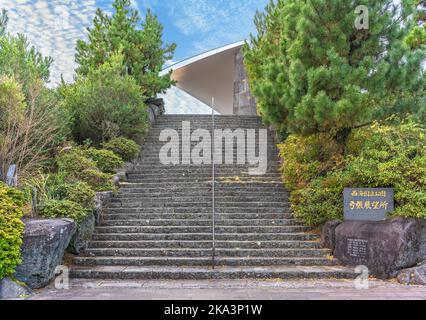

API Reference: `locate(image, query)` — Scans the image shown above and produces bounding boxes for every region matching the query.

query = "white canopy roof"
[161,41,245,115]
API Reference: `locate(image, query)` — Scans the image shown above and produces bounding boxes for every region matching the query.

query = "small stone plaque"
[347,238,369,260]
[344,188,394,221]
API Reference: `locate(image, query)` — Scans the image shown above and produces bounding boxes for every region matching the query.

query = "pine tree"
[405,0,426,49]
[76,0,176,99]
[244,0,425,143]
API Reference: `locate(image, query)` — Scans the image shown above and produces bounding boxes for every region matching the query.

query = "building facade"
[161,41,257,115]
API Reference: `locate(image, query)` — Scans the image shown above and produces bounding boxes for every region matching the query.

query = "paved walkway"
[28,279,426,300]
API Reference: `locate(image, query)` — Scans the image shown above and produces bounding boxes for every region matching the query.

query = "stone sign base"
[323,218,426,280]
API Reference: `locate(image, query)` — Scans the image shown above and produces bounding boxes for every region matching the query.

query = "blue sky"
[1,0,269,113]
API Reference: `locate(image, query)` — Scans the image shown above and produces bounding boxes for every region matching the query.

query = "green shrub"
[60,52,149,145]
[81,169,115,192]
[279,120,426,226]
[84,148,123,174]
[279,134,342,190]
[56,147,115,192]
[102,137,140,162]
[56,147,97,176]
[0,185,25,279]
[39,199,88,223]
[1,182,26,207]
[53,181,95,211]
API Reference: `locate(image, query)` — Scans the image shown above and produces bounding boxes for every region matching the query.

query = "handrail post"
[211,97,216,269]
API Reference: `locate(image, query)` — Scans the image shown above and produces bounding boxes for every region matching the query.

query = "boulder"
[0,277,32,299]
[67,213,95,254]
[419,227,426,262]
[397,261,426,286]
[148,106,156,124]
[321,220,342,251]
[14,219,76,289]
[94,191,114,225]
[147,98,165,124]
[334,218,426,279]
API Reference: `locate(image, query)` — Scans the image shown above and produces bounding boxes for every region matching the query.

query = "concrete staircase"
[71,115,355,280]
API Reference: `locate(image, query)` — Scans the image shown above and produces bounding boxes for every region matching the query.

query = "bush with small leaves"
[102,137,140,162]
[81,169,115,192]
[56,147,115,192]
[39,199,88,223]
[0,184,25,279]
[56,147,97,176]
[84,148,123,174]
[54,181,96,211]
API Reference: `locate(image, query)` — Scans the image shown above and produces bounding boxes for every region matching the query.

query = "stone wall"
[233,49,257,116]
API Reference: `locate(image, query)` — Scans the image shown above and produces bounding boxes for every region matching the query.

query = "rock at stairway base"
[334,218,426,280]
[321,220,342,251]
[14,219,76,289]
[68,213,95,255]
[398,261,426,285]
[0,277,32,299]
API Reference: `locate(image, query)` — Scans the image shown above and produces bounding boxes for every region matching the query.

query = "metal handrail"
[211,97,216,269]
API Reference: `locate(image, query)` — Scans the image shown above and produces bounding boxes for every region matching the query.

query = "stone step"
[154,118,263,121]
[114,193,288,201]
[91,232,320,241]
[70,265,356,281]
[126,172,281,178]
[117,187,287,194]
[104,207,292,214]
[148,125,271,130]
[73,256,337,267]
[87,240,322,249]
[105,202,290,209]
[111,195,289,202]
[139,149,277,154]
[128,170,280,176]
[109,198,289,205]
[151,123,267,127]
[140,143,277,148]
[93,225,310,234]
[133,162,278,166]
[101,212,294,220]
[123,178,282,184]
[119,183,285,189]
[129,165,280,171]
[126,172,282,177]
[119,184,285,190]
[83,248,331,258]
[98,219,299,227]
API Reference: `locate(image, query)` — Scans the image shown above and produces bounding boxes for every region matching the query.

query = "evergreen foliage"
[75,0,176,99]
[244,0,426,143]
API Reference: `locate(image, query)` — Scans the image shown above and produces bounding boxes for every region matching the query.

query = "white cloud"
[1,0,97,86]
